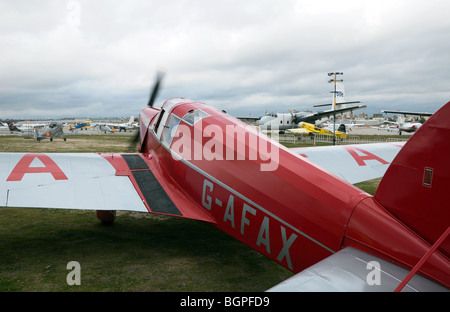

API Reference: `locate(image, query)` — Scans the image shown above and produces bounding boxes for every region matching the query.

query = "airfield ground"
[0,131,404,291]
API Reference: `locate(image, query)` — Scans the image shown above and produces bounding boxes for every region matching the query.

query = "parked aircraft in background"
[33,122,67,142]
[289,121,348,139]
[379,109,434,135]
[0,121,26,132]
[257,103,366,132]
[9,122,46,132]
[0,122,9,131]
[68,120,92,131]
[376,115,426,135]
[393,115,422,135]
[105,116,138,132]
[381,110,433,117]
[246,82,366,132]
[7,121,67,142]
[96,124,115,133]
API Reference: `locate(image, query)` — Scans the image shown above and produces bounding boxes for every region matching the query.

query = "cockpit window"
[182,109,210,125]
[161,114,181,148]
[258,115,275,126]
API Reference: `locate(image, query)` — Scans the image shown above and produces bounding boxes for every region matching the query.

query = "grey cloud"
[0,0,449,119]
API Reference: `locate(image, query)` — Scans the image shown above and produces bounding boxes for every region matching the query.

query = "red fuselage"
[136,98,449,287]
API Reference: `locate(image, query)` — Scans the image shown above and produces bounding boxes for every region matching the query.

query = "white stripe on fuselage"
[148,125,336,255]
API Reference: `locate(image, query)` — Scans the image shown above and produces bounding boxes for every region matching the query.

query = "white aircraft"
[12,122,46,132]
[319,122,364,133]
[97,124,115,133]
[0,122,9,131]
[105,116,138,132]
[395,116,422,135]
[380,110,433,135]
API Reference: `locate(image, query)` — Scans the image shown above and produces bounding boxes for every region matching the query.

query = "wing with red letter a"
[0,152,215,223]
[290,142,406,184]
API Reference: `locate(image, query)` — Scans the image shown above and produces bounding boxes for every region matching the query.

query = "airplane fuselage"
[258,113,296,130]
[399,122,421,133]
[134,98,449,286]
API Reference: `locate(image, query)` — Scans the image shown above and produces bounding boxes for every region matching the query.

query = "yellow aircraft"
[298,122,347,139]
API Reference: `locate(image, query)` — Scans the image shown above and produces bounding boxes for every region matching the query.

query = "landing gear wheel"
[96,210,116,225]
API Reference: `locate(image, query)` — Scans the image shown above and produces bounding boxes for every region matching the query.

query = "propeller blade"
[147,71,165,108]
[130,71,165,151]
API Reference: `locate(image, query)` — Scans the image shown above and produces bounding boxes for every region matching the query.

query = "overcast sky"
[0,0,449,119]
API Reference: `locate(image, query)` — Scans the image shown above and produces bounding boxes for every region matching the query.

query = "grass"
[0,208,287,291]
[354,177,382,196]
[0,133,383,292]
[0,134,134,153]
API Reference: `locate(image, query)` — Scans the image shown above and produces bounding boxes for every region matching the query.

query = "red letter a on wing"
[7,154,68,181]
[343,146,389,167]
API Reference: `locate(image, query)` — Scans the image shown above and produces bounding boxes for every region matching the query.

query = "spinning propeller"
[147,71,165,108]
[129,71,165,151]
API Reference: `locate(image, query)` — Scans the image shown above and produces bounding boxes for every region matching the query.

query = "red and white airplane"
[0,75,448,291]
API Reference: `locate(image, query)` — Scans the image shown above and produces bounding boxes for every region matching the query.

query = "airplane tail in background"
[374,101,450,258]
[396,114,405,127]
[8,123,21,132]
[33,127,39,140]
[334,82,346,109]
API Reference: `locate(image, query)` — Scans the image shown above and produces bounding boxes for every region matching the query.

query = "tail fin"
[8,122,21,132]
[375,101,450,257]
[33,127,39,140]
[334,82,346,109]
[396,114,405,127]
[337,124,347,133]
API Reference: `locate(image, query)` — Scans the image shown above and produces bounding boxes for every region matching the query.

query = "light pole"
[328,72,343,145]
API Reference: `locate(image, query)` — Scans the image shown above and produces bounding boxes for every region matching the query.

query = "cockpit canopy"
[151,98,213,149]
[182,109,210,126]
[258,115,276,126]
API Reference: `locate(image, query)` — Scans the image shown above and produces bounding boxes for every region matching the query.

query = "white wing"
[0,153,147,211]
[290,142,405,184]
[267,247,448,292]
[0,152,215,223]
